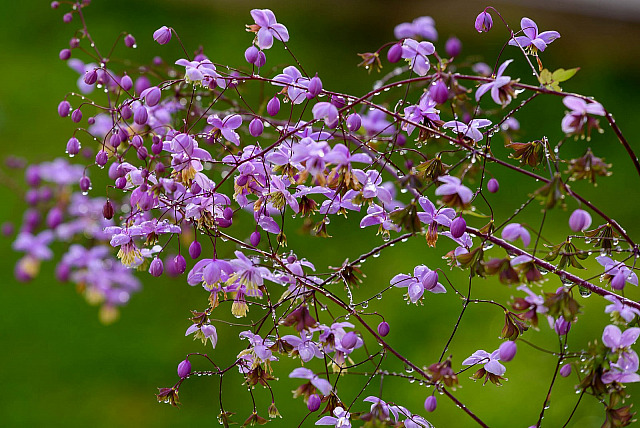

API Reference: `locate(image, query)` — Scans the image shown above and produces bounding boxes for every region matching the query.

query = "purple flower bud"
[250,231,261,246]
[84,69,98,85]
[55,262,70,282]
[217,218,232,228]
[249,118,264,137]
[569,209,592,232]
[2,222,14,237]
[133,105,148,125]
[559,364,571,378]
[94,150,108,167]
[69,37,80,49]
[429,80,449,105]
[58,101,71,118]
[120,104,132,120]
[71,109,82,123]
[554,317,571,336]
[267,95,280,116]
[131,135,143,149]
[153,56,162,66]
[59,49,71,60]
[87,117,95,125]
[39,187,53,202]
[346,113,361,132]
[611,272,627,290]
[46,207,63,229]
[377,321,390,337]
[396,134,407,147]
[445,36,462,57]
[124,34,136,48]
[190,181,201,194]
[143,86,161,107]
[387,43,403,63]
[450,216,467,239]
[223,207,233,221]
[341,331,358,349]
[475,11,493,33]
[25,166,41,187]
[307,394,321,412]
[330,95,345,109]
[307,75,323,98]
[25,189,39,206]
[149,258,164,277]
[498,341,517,362]
[487,178,499,193]
[244,46,259,64]
[151,141,163,155]
[135,76,151,95]
[153,26,172,45]
[189,241,202,259]
[173,254,186,275]
[66,137,80,156]
[110,133,121,148]
[141,169,150,179]
[103,200,114,220]
[63,12,73,23]
[155,162,166,175]
[24,209,40,230]
[121,75,133,92]
[79,176,91,192]
[137,147,148,160]
[254,51,267,67]
[177,359,191,378]
[115,176,127,189]
[51,1,60,9]
[424,396,437,412]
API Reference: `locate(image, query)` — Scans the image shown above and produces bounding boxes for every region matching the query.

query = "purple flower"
[596,256,638,290]
[498,341,517,362]
[228,250,272,294]
[604,295,640,323]
[249,9,290,50]
[403,92,440,135]
[443,119,491,142]
[391,265,446,303]
[394,16,438,41]
[175,58,225,88]
[360,204,400,234]
[602,325,640,352]
[185,322,218,348]
[153,26,171,45]
[435,175,474,205]
[289,367,332,396]
[312,102,339,127]
[12,231,54,260]
[273,66,310,104]
[177,359,191,378]
[475,11,493,33]
[315,406,351,427]
[401,38,435,76]
[207,114,242,145]
[561,96,605,137]
[417,195,455,246]
[475,60,515,106]
[282,332,323,362]
[569,209,592,232]
[462,349,506,376]
[501,223,531,247]
[508,18,560,52]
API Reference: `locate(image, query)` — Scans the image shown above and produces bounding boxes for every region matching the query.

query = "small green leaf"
[552,67,580,83]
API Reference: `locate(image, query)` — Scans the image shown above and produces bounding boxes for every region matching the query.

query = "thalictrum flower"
[501,223,531,247]
[508,17,560,53]
[561,96,605,138]
[462,349,506,376]
[443,119,491,142]
[391,265,446,303]
[401,38,435,76]
[604,295,640,323]
[289,367,332,396]
[475,59,516,106]
[394,16,438,41]
[315,406,351,427]
[435,175,474,206]
[207,114,243,145]
[249,9,290,50]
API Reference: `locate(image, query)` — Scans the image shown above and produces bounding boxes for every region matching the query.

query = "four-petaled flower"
[391,265,446,303]
[508,17,560,53]
[435,175,473,207]
[401,38,435,76]
[475,59,516,106]
[561,96,605,138]
[289,367,332,396]
[207,114,243,145]
[315,406,351,427]
[443,119,491,143]
[249,9,290,50]
[462,349,506,376]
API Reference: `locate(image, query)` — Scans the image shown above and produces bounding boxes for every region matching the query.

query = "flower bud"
[223,207,233,221]
[177,359,191,378]
[133,105,148,125]
[189,241,202,259]
[475,11,493,32]
[142,86,161,107]
[124,34,136,48]
[51,1,60,8]
[267,95,280,116]
[121,75,133,91]
[347,113,361,132]
[66,137,80,156]
[307,75,323,98]
[25,165,41,187]
[498,341,517,362]
[377,321,390,337]
[249,118,264,137]
[330,95,345,109]
[387,43,403,63]
[487,178,499,193]
[424,396,437,412]
[149,258,164,277]
[429,80,448,105]
[445,36,462,57]
[115,176,127,189]
[46,207,63,229]
[450,216,467,239]
[137,147,148,160]
[307,394,321,412]
[250,231,261,246]
[554,316,571,336]
[95,150,108,167]
[153,26,171,45]
[611,272,627,290]
[151,141,163,155]
[120,104,132,120]
[59,49,71,60]
[131,135,143,149]
[244,46,259,64]
[58,101,71,117]
[173,254,186,275]
[79,176,91,192]
[56,262,70,282]
[155,162,165,176]
[103,200,114,220]
[71,109,83,123]
[63,12,73,23]
[110,133,121,148]
[560,364,572,377]
[25,189,39,206]
[569,209,591,232]
[341,331,358,349]
[84,69,98,85]
[69,38,80,49]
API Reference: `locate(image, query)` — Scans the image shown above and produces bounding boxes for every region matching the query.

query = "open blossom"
[443,119,491,142]
[596,255,638,290]
[401,38,435,76]
[185,323,218,348]
[462,349,506,376]
[316,406,351,427]
[282,332,323,362]
[272,66,311,104]
[391,265,446,303]
[360,204,400,234]
[605,295,640,323]
[248,9,289,49]
[394,16,437,41]
[207,114,242,145]
[501,223,531,247]
[435,175,473,207]
[289,367,332,396]
[403,92,440,135]
[561,96,605,138]
[417,195,455,246]
[175,58,225,88]
[475,59,516,106]
[312,102,339,127]
[508,17,560,52]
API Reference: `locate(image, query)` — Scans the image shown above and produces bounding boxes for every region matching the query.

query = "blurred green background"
[2,0,640,427]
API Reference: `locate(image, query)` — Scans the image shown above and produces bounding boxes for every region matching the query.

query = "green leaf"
[552,67,579,83]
